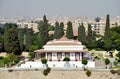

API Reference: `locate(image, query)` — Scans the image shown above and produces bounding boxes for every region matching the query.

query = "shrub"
[82,58,88,65]
[63,57,70,62]
[117,69,120,75]
[113,60,118,66]
[43,67,51,76]
[41,58,47,64]
[8,69,13,72]
[86,70,91,77]
[35,69,38,71]
[47,67,51,73]
[110,69,117,74]
[104,58,110,65]
[43,69,48,76]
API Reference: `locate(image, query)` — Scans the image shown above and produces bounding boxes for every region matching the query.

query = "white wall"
[70,53,75,60]
[44,45,84,50]
[18,61,95,68]
[52,53,57,60]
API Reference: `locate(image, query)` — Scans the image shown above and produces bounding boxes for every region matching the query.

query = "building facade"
[35,36,88,61]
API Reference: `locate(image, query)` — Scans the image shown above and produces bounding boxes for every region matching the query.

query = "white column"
[80,53,82,60]
[45,52,47,59]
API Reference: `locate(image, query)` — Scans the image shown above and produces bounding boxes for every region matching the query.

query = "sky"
[0,0,120,17]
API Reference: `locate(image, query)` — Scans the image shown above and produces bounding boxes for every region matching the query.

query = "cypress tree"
[38,15,49,48]
[4,24,20,55]
[59,22,64,37]
[54,21,60,39]
[54,22,64,39]
[86,24,96,48]
[78,23,86,45]
[87,24,93,42]
[104,14,112,51]
[25,28,33,51]
[66,21,74,39]
[18,28,24,52]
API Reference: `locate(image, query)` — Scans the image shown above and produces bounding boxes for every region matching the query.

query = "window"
[57,53,62,61]
[65,53,70,57]
[47,53,52,61]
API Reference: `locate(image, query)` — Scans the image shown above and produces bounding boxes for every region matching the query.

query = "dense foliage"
[66,21,74,39]
[38,15,49,48]
[4,23,20,55]
[25,28,33,51]
[104,14,112,51]
[104,58,110,65]
[78,23,86,45]
[54,21,64,39]
[41,58,47,64]
[82,58,88,65]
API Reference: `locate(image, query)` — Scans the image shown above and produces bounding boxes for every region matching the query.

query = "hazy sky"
[0,0,120,17]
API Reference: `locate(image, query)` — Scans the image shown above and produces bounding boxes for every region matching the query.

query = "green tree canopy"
[25,28,33,51]
[18,28,24,52]
[104,14,112,51]
[4,24,20,55]
[38,15,49,48]
[78,23,86,45]
[66,21,74,39]
[104,58,110,65]
[82,58,88,65]
[54,21,64,39]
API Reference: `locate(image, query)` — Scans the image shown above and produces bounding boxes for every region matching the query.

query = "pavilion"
[34,36,88,61]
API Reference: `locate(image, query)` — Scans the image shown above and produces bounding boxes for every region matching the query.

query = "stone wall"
[0,69,119,79]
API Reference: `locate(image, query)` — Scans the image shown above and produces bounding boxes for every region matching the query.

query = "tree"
[29,45,38,60]
[78,23,86,45]
[4,24,20,55]
[8,53,18,63]
[25,28,33,51]
[0,26,4,35]
[54,22,64,39]
[49,34,54,40]
[32,32,39,46]
[116,52,120,61]
[59,22,64,37]
[104,14,112,51]
[87,24,95,42]
[110,27,120,50]
[86,24,96,49]
[18,28,24,52]
[66,21,74,39]
[48,24,55,31]
[0,34,3,52]
[54,21,60,39]
[38,15,49,48]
